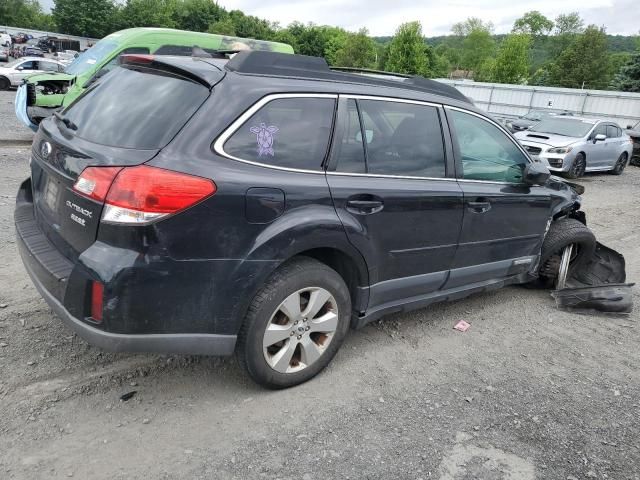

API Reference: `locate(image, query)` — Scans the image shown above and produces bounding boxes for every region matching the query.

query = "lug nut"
[305,326,310,331]
[297,335,302,339]
[290,332,294,336]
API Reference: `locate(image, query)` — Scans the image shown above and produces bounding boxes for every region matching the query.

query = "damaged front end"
[16,73,73,131]
[539,178,634,313]
[552,243,634,314]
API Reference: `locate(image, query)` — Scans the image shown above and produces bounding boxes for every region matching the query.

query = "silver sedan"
[515,117,634,178]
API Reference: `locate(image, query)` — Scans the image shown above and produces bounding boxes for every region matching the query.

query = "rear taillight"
[73,167,122,202]
[74,165,216,225]
[91,280,104,323]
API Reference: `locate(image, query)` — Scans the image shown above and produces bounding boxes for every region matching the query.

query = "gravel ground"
[0,147,639,478]
[0,90,35,144]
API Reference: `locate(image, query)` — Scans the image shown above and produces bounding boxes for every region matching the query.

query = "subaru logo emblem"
[40,141,52,159]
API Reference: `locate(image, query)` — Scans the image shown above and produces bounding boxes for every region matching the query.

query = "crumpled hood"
[24,72,74,84]
[514,131,579,148]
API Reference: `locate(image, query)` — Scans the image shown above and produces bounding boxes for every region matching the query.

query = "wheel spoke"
[279,292,301,320]
[303,288,332,319]
[299,336,322,366]
[269,339,297,373]
[263,324,291,348]
[309,311,339,334]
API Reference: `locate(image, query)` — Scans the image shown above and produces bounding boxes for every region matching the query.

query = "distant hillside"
[374,34,638,53]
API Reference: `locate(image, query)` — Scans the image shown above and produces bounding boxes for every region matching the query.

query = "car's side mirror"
[523,162,551,186]
[594,134,606,143]
[16,66,23,71]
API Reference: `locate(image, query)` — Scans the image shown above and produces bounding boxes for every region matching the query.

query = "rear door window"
[63,66,209,149]
[606,125,620,138]
[334,99,367,173]
[356,99,446,178]
[223,97,336,171]
[40,61,60,72]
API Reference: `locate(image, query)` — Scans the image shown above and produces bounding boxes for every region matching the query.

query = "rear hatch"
[31,60,217,260]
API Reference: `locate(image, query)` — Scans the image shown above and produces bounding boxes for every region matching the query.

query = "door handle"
[467,201,491,213]
[346,197,384,215]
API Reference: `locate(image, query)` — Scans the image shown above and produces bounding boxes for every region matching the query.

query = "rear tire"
[236,257,351,389]
[610,152,627,175]
[0,76,9,90]
[565,153,586,179]
[537,218,596,287]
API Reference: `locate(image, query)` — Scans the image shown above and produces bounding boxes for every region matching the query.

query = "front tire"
[565,153,586,179]
[0,76,10,90]
[610,152,628,175]
[537,218,596,288]
[236,257,351,389]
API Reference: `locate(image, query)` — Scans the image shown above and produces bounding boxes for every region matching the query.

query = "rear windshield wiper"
[54,111,78,131]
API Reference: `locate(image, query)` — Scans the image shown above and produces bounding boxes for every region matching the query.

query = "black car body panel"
[15,51,584,355]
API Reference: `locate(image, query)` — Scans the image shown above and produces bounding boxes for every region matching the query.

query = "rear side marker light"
[74,165,217,225]
[91,281,104,323]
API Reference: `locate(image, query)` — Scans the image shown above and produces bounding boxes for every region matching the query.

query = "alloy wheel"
[263,287,339,374]
[571,156,586,177]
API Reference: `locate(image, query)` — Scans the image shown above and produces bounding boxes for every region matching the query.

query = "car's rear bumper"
[15,178,237,356]
[20,250,237,355]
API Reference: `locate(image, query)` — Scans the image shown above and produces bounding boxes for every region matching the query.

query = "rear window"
[223,97,336,171]
[63,66,208,149]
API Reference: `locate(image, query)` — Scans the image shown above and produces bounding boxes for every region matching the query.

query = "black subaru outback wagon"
[16,51,590,388]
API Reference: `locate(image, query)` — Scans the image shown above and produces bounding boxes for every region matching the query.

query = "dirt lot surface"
[0,103,639,478]
[0,90,33,144]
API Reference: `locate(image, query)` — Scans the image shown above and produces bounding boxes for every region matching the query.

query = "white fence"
[437,79,640,129]
[0,25,97,50]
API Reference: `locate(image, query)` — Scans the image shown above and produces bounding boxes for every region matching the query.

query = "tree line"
[1,0,639,92]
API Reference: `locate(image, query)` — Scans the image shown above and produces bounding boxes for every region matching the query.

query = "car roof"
[17,56,63,63]
[225,51,472,105]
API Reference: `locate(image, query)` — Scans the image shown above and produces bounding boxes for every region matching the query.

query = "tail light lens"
[73,165,216,225]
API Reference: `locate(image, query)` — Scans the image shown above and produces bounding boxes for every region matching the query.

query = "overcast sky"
[219,0,639,36]
[38,0,639,36]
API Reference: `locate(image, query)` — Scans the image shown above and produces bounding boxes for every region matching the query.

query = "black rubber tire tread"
[0,76,10,90]
[610,153,627,175]
[565,153,586,179]
[537,218,596,286]
[235,256,351,389]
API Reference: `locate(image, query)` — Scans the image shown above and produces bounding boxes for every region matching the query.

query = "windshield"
[523,111,544,121]
[65,38,118,76]
[529,118,594,137]
[2,58,25,68]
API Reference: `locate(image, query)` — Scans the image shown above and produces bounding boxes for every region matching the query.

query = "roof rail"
[226,51,472,105]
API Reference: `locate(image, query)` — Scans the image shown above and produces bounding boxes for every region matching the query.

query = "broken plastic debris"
[119,391,137,402]
[454,320,471,332]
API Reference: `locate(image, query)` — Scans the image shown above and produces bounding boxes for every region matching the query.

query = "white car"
[0,57,66,90]
[53,51,78,65]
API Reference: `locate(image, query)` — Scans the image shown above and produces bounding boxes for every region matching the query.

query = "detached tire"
[236,257,351,389]
[537,218,596,287]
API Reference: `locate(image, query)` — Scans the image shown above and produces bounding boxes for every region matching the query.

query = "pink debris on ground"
[454,320,471,332]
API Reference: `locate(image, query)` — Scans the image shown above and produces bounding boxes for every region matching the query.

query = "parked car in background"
[15,27,295,130]
[0,46,9,62]
[0,57,65,90]
[625,121,640,166]
[506,109,573,133]
[16,51,598,388]
[515,117,633,178]
[0,33,12,48]
[23,46,45,57]
[53,51,78,65]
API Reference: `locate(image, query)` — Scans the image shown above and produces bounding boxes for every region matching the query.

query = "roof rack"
[226,51,471,105]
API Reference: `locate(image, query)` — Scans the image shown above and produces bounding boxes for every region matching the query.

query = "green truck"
[15,27,294,131]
